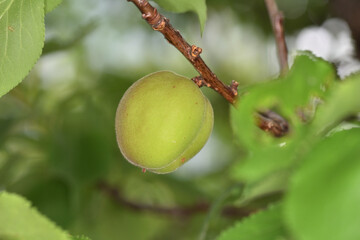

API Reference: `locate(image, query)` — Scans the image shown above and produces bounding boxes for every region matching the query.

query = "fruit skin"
[115,71,213,174]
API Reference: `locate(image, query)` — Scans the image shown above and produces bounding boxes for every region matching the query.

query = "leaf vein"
[0,0,14,21]
[19,0,23,49]
[4,11,8,56]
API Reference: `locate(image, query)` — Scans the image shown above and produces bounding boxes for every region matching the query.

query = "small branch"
[127,0,237,103]
[257,110,289,137]
[265,0,289,76]
[97,181,253,218]
[127,0,289,137]
[192,76,211,88]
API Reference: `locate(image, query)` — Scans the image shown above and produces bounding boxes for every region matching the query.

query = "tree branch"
[265,0,289,76]
[127,0,289,137]
[127,0,237,103]
[257,110,289,137]
[97,181,254,218]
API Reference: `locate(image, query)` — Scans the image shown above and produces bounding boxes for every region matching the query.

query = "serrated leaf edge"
[0,191,71,240]
[0,0,45,98]
[216,203,282,240]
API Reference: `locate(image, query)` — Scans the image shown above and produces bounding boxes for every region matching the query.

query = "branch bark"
[127,0,289,137]
[257,110,289,137]
[97,181,254,218]
[265,0,289,76]
[128,0,237,103]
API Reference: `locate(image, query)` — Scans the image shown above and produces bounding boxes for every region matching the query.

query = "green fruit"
[115,71,214,174]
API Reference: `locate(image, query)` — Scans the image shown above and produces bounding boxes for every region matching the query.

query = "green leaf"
[199,184,244,240]
[234,171,289,207]
[153,0,207,33]
[25,177,73,228]
[45,0,62,13]
[0,234,20,240]
[0,192,71,240]
[312,74,360,134]
[0,0,45,98]
[231,52,335,149]
[285,128,360,240]
[217,204,287,240]
[230,52,336,182]
[230,143,298,182]
[71,236,91,240]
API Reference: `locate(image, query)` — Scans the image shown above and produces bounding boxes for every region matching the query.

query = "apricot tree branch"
[127,0,237,103]
[97,181,254,218]
[127,0,289,137]
[265,0,289,76]
[257,110,289,137]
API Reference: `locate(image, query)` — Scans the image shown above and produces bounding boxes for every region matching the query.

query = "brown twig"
[265,0,289,76]
[257,110,289,137]
[127,0,237,103]
[97,181,254,218]
[127,0,289,137]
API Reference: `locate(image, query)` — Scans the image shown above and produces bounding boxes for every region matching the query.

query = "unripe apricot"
[115,71,213,174]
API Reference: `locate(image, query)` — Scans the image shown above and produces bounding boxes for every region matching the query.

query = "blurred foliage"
[72,236,91,240]
[225,57,360,239]
[0,192,71,240]
[217,204,286,240]
[285,128,360,240]
[0,0,360,240]
[207,0,329,35]
[230,52,336,182]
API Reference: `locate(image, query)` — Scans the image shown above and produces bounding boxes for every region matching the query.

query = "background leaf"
[153,0,207,33]
[71,236,91,240]
[285,128,360,240]
[0,0,45,97]
[312,74,360,134]
[230,52,336,182]
[0,192,71,240]
[24,177,74,229]
[217,204,287,240]
[231,52,335,150]
[45,0,62,13]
